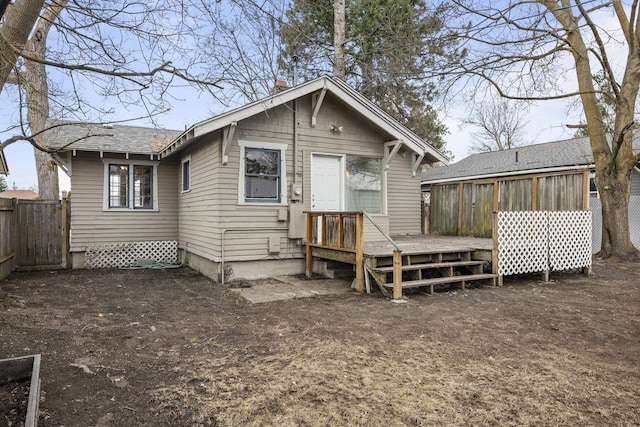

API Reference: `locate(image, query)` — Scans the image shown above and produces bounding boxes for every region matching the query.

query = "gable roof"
[0,150,7,175]
[160,76,449,164]
[41,121,181,155]
[422,136,640,184]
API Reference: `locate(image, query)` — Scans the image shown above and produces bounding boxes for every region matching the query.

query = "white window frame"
[182,155,191,193]
[238,140,288,206]
[102,158,160,211]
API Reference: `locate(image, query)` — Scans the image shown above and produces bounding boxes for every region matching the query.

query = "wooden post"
[531,175,538,211]
[392,250,402,300]
[582,170,590,210]
[60,199,69,269]
[492,211,502,286]
[457,182,463,235]
[354,212,364,293]
[305,212,313,278]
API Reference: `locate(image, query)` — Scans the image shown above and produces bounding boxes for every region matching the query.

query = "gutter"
[421,164,593,186]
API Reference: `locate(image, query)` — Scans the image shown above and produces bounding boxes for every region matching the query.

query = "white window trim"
[101,158,160,211]
[181,155,191,193]
[238,140,288,206]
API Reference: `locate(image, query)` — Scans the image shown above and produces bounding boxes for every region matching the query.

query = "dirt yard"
[1,261,639,426]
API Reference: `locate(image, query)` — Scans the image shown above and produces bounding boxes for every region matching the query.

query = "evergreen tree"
[279,0,456,151]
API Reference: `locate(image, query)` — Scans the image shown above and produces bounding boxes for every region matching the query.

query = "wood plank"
[381,273,498,289]
[372,260,486,273]
[0,355,34,384]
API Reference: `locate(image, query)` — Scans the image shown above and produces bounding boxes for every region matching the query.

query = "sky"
[1,94,581,192]
[0,1,614,192]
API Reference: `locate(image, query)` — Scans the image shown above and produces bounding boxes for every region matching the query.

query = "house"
[0,150,7,175]
[0,190,39,200]
[43,76,448,281]
[421,136,640,251]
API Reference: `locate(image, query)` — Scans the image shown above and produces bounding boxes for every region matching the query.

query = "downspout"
[220,227,289,285]
[293,99,299,179]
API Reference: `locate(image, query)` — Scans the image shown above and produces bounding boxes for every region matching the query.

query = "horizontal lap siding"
[70,153,178,251]
[177,93,425,263]
[387,156,422,235]
[178,138,221,261]
[219,104,300,262]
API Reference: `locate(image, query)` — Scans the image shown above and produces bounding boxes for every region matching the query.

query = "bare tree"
[1,0,225,197]
[435,1,640,260]
[464,100,529,153]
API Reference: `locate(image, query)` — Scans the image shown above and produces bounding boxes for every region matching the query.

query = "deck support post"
[392,250,402,300]
[305,212,313,278]
[355,213,365,293]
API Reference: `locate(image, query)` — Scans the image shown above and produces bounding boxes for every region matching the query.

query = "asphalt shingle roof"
[41,121,181,155]
[422,136,640,183]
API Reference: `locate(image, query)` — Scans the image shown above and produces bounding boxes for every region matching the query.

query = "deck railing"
[305,211,403,297]
[305,211,365,291]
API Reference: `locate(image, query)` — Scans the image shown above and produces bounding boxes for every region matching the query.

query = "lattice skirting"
[497,211,592,277]
[85,241,178,268]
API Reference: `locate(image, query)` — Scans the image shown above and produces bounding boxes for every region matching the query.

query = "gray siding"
[176,92,425,264]
[69,152,178,251]
[178,138,222,261]
[632,168,640,196]
[387,155,422,235]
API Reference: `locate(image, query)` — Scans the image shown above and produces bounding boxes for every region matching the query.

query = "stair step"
[372,260,486,273]
[380,273,498,289]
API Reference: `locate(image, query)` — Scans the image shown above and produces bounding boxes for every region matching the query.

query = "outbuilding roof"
[41,121,181,155]
[0,150,7,175]
[160,75,449,164]
[422,135,640,184]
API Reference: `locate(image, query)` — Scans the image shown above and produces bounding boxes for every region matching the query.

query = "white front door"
[311,154,343,211]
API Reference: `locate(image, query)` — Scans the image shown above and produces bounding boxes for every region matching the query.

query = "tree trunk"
[23,2,65,200]
[554,1,640,260]
[598,172,636,259]
[333,0,346,80]
[0,0,44,94]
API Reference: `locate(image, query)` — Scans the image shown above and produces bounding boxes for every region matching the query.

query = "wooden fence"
[430,170,589,237]
[0,198,70,280]
[0,198,15,279]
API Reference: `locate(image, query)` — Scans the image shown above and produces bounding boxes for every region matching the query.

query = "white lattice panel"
[548,211,592,270]
[85,241,178,268]
[497,211,548,276]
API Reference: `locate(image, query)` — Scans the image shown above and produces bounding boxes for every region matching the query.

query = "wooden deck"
[364,235,493,257]
[305,212,498,300]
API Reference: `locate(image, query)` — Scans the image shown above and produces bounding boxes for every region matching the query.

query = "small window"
[103,159,158,210]
[182,156,191,192]
[238,140,287,205]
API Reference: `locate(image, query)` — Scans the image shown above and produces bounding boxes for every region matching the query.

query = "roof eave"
[421,164,593,185]
[0,150,8,175]
[160,76,449,164]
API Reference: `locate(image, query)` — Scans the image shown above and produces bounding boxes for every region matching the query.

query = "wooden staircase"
[365,249,498,298]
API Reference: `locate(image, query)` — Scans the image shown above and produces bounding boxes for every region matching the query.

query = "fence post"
[61,198,70,268]
[492,211,502,286]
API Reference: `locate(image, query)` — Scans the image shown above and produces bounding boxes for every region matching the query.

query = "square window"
[244,148,281,203]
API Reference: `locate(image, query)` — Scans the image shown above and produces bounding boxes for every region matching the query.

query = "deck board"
[363,235,493,257]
